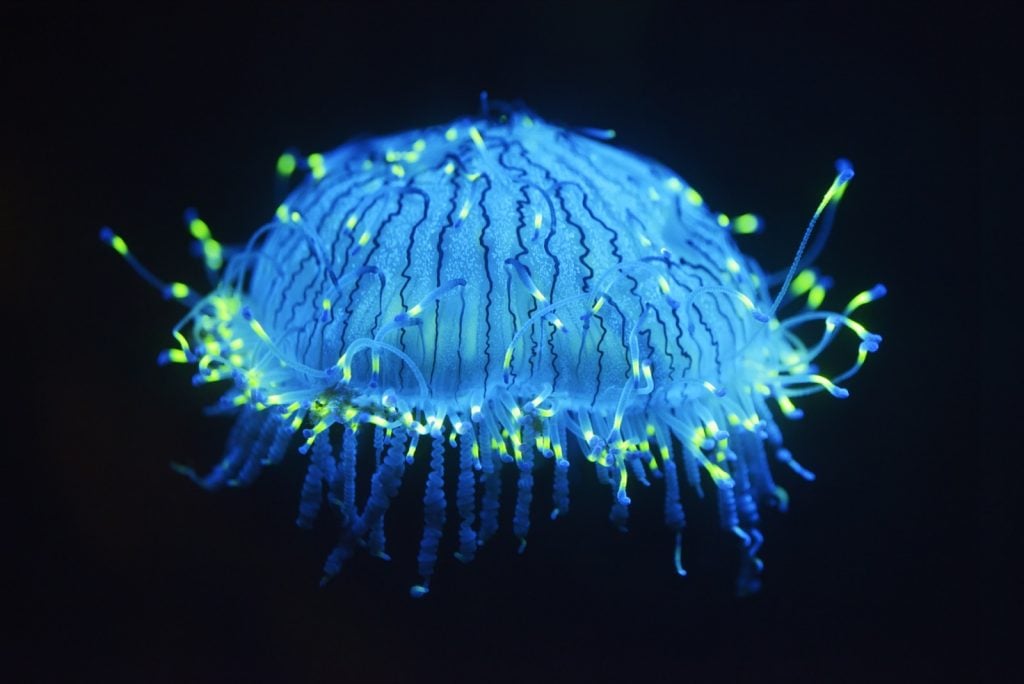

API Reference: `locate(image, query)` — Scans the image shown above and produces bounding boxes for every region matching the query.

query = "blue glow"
[103,106,884,597]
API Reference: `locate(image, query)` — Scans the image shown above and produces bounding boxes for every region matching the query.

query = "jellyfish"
[101,99,884,596]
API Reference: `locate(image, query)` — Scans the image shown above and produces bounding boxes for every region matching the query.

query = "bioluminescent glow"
[102,101,883,596]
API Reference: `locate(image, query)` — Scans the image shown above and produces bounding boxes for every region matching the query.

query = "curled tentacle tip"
[98,226,114,243]
[835,158,855,182]
[241,306,253,321]
[753,310,770,323]
[616,492,632,506]
[833,388,850,399]
[871,283,888,298]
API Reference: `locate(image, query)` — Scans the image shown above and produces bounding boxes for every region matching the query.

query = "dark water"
[6,3,996,681]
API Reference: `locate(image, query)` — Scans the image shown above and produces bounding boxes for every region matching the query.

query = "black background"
[5,2,999,682]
